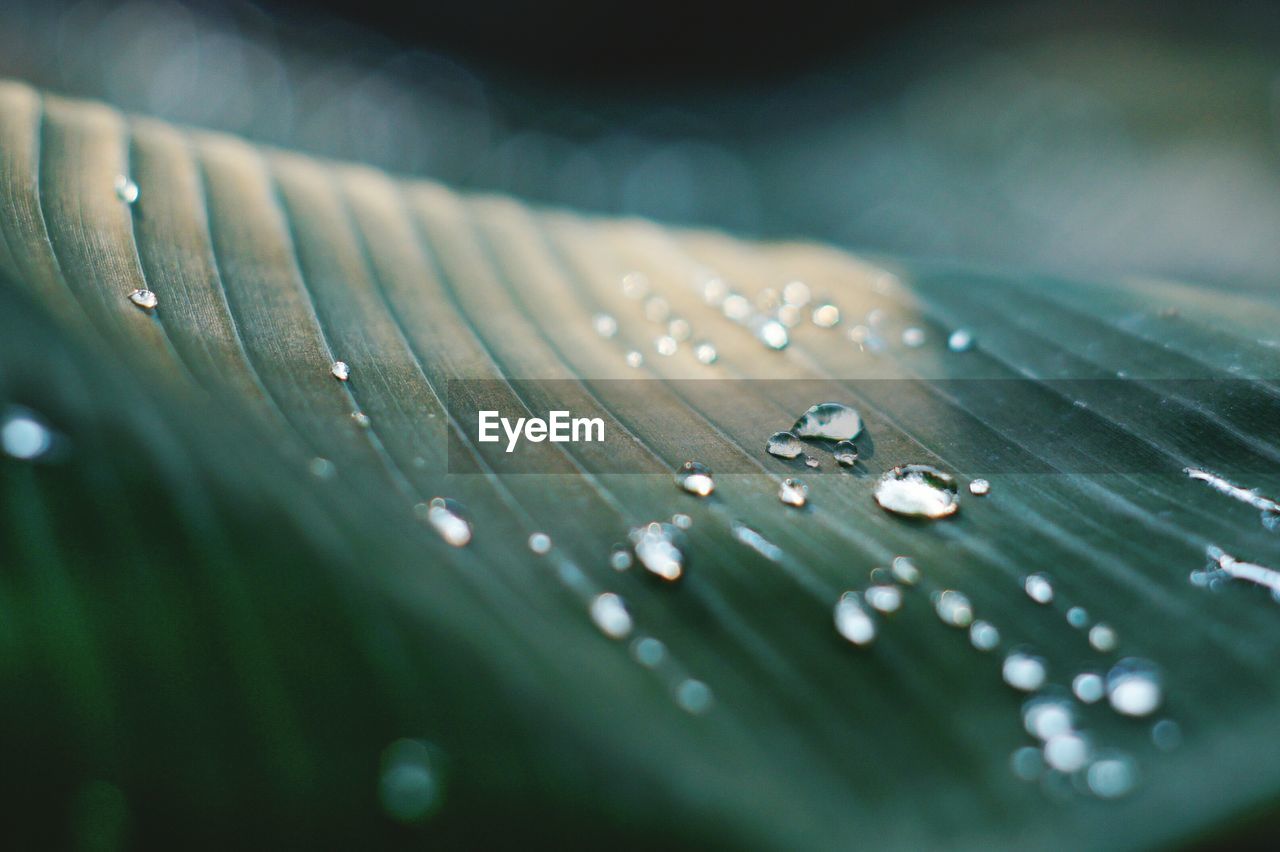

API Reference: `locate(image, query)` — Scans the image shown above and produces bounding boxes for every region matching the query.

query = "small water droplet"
[766,431,805,459]
[1024,573,1054,604]
[667,318,691,341]
[865,584,902,613]
[969,478,990,496]
[722,293,753,323]
[934,589,973,627]
[1023,694,1075,740]
[902,327,926,347]
[631,636,666,667]
[701,276,728,306]
[528,532,552,554]
[1106,658,1162,717]
[832,441,858,466]
[309,457,335,479]
[672,513,693,529]
[1072,672,1105,704]
[834,592,877,645]
[782,280,810,307]
[654,335,678,356]
[592,313,618,338]
[694,341,718,365]
[379,739,441,823]
[891,556,920,585]
[625,350,644,368]
[644,296,670,323]
[610,545,633,571]
[330,361,351,381]
[792,402,862,441]
[755,318,789,350]
[778,478,808,507]
[756,288,781,311]
[1066,606,1090,629]
[674,461,715,497]
[1089,623,1117,652]
[777,305,803,327]
[114,174,139,204]
[804,455,820,469]
[675,679,713,714]
[621,271,649,299]
[1002,650,1048,691]
[1151,719,1182,751]
[874,465,959,519]
[630,522,684,581]
[969,619,1000,650]
[127,288,157,310]
[352,411,371,429]
[423,497,472,547]
[731,522,783,561]
[1,408,53,460]
[1086,751,1137,798]
[1043,731,1091,773]
[590,593,633,639]
[948,329,975,352]
[811,304,840,328]
[1011,746,1044,781]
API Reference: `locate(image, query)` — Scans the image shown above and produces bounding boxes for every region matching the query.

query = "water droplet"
[423,498,472,547]
[891,556,920,585]
[667,318,691,341]
[330,361,350,381]
[811,304,840,328]
[631,636,666,667]
[309,457,335,479]
[127,288,157,310]
[610,545,633,571]
[756,288,781,311]
[865,584,902,613]
[804,455,820,469]
[834,592,877,645]
[379,739,440,823]
[792,402,862,441]
[352,411,371,429]
[675,679,713,714]
[969,619,1000,650]
[722,293,752,322]
[832,441,858,466]
[731,522,783,561]
[1086,751,1137,799]
[1,408,53,460]
[1072,672,1104,703]
[1011,746,1044,781]
[1089,623,1117,652]
[590,593,633,639]
[654,336,678,356]
[874,465,959,519]
[671,513,692,529]
[629,522,684,581]
[948,329,975,352]
[1106,658,1162,717]
[755,318,789,350]
[777,304,803,328]
[674,461,715,497]
[114,174,139,204]
[1002,651,1048,691]
[1043,731,1091,773]
[1152,719,1182,751]
[621,271,649,299]
[694,341,718,365]
[902,327,926,347]
[934,590,973,627]
[644,296,670,323]
[766,431,805,459]
[701,276,728,305]
[1023,694,1075,740]
[625,351,644,368]
[778,478,808,507]
[1024,573,1054,604]
[969,478,990,496]
[1066,606,1090,629]
[782,280,810,307]
[528,532,552,554]
[592,313,618,338]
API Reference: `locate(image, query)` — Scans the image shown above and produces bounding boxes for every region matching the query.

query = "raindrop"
[891,556,920,585]
[630,522,684,581]
[1152,719,1182,751]
[834,592,876,645]
[934,590,973,627]
[528,532,552,554]
[1089,623,1117,652]
[1106,658,1162,717]
[379,739,440,823]
[114,174,139,203]
[609,545,633,571]
[694,341,718,365]
[621,271,649,299]
[766,431,805,459]
[352,411,371,429]
[1066,607,1089,629]
[1,408,53,460]
[1023,694,1075,740]
[832,441,858,466]
[792,402,862,441]
[948,329,975,352]
[590,593,633,639]
[631,636,666,667]
[675,679,713,714]
[625,351,644,368]
[804,456,820,469]
[1043,731,1091,773]
[969,620,1000,650]
[1072,672,1105,704]
[969,478,990,496]
[811,304,840,328]
[592,313,618,338]
[782,280,810,307]
[874,465,959,519]
[902,327,926,347]
[674,461,715,497]
[655,335,677,356]
[1003,651,1047,691]
[128,288,157,310]
[865,584,902,613]
[330,361,351,381]
[755,318,789,350]
[778,478,808,507]
[1086,752,1137,799]
[424,498,472,547]
[1024,573,1054,604]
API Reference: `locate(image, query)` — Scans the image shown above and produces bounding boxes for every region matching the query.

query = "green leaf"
[1,80,1279,849]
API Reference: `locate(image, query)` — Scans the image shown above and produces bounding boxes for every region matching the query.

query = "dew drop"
[1086,751,1137,799]
[782,280,810,307]
[804,455,820,469]
[671,513,692,529]
[811,303,840,328]
[934,589,973,627]
[891,556,920,585]
[766,431,805,459]
[309,457,335,479]
[1024,573,1054,604]
[128,288,157,310]
[114,174,139,203]
[1,408,53,460]
[834,592,877,645]
[1043,731,1091,773]
[423,497,472,547]
[722,293,752,322]
[674,461,715,497]
[528,532,552,554]
[675,679,713,714]
[1072,672,1104,704]
[631,636,666,667]
[902,327,926,347]
[969,478,990,496]
[629,522,684,581]
[832,441,858,466]
[874,465,959,519]
[1106,658,1162,717]
[624,351,644,368]
[1066,606,1090,629]
[948,329,975,352]
[1002,651,1048,691]
[1089,623,1117,652]
[379,739,441,824]
[755,318,789,350]
[1023,694,1075,740]
[589,593,633,639]
[609,545,633,571]
[969,620,1000,650]
[865,584,902,614]
[792,402,862,441]
[592,313,618,338]
[778,478,808,507]
[694,341,718,365]
[654,336,678,356]
[330,360,351,381]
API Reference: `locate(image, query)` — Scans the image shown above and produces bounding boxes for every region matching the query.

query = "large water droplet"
[832,441,858,466]
[1023,694,1075,740]
[755,318,789,350]
[1043,731,1091,773]
[630,522,684,581]
[834,592,876,645]
[766,431,805,459]
[1024,573,1054,604]
[423,497,472,547]
[128,288,157,310]
[1003,651,1047,691]
[1089,623,1117,652]
[874,465,959,519]
[379,739,441,823]
[114,174,139,204]
[1106,658,1162,717]
[778,478,808,507]
[1,408,53,461]
[934,589,973,627]
[590,593,633,639]
[592,313,618,338]
[674,461,715,497]
[865,584,902,613]
[330,360,351,381]
[792,402,862,441]
[811,304,840,328]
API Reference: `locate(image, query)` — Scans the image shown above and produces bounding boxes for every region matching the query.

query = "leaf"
[1,80,1279,849]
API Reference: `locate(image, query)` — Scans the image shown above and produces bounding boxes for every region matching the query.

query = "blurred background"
[3,0,1280,294]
